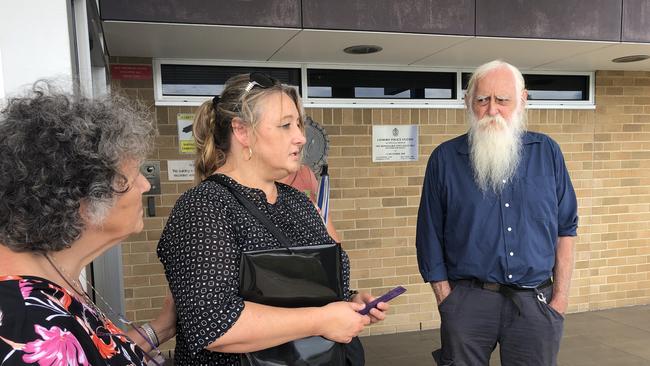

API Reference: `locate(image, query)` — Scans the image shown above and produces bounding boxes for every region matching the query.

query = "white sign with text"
[372,125,419,162]
[167,160,195,181]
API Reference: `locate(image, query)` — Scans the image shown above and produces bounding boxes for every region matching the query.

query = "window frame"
[301,63,461,108]
[459,68,595,110]
[153,59,595,109]
[153,59,303,106]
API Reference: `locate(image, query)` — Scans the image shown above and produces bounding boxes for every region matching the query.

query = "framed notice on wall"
[167,160,195,181]
[110,64,152,80]
[177,113,196,153]
[372,125,419,162]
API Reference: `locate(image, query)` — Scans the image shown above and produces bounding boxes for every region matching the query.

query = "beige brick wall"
[583,70,650,310]
[111,58,650,345]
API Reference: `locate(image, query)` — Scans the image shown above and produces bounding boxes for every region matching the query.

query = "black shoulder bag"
[207,174,352,366]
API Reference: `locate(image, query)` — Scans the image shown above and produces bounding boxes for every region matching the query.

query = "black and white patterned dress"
[157,174,351,366]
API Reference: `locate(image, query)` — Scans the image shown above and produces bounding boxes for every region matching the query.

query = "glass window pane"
[524,74,589,101]
[160,65,301,97]
[461,72,589,101]
[307,69,456,99]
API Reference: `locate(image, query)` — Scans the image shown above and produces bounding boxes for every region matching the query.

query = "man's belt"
[459,278,553,292]
[453,278,553,315]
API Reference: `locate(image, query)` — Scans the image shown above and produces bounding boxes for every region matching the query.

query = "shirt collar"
[456,131,542,155]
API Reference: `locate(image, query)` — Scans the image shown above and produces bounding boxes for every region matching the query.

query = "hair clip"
[212,95,221,110]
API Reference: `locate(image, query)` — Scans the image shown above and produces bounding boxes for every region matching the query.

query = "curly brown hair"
[0,81,156,253]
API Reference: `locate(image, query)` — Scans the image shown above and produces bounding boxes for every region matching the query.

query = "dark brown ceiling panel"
[476,0,622,41]
[622,0,650,42]
[302,0,474,35]
[100,0,301,28]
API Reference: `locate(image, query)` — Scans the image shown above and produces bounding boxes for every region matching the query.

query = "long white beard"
[468,111,525,193]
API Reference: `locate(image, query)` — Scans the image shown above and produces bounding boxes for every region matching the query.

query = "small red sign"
[110,64,152,80]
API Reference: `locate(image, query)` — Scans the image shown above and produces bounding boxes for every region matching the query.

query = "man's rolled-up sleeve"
[552,140,578,237]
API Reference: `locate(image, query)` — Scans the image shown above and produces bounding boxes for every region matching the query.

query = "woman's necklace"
[44,253,109,322]
[43,253,166,366]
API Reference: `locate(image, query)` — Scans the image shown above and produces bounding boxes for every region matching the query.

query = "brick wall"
[111,58,650,345]
[584,71,650,309]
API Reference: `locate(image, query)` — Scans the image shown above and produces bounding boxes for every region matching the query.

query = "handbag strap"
[205,174,292,248]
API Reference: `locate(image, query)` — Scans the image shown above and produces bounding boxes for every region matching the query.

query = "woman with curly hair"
[0,83,176,365]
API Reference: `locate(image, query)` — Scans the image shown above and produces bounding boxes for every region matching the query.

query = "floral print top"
[0,275,147,365]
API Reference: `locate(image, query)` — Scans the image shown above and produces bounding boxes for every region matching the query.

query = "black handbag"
[207,174,356,366]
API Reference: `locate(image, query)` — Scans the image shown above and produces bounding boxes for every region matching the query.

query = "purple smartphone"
[358,286,407,315]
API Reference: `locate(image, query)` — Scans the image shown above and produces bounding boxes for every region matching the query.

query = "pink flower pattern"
[19,281,34,299]
[0,276,148,365]
[22,325,88,366]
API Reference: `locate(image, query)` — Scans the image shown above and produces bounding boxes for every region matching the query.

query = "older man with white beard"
[416,60,578,366]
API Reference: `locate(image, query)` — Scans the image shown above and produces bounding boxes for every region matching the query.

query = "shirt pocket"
[523,176,558,258]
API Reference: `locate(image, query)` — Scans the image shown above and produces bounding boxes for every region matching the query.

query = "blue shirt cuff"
[420,266,448,283]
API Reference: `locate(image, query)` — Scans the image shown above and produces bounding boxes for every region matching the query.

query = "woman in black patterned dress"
[158,73,389,366]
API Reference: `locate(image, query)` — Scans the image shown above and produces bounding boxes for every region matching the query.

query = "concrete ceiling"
[103,21,650,71]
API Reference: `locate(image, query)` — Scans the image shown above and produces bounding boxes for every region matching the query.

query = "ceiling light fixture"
[612,55,650,63]
[343,45,383,55]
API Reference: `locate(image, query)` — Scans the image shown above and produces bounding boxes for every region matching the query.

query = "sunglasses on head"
[244,72,279,94]
[207,72,278,112]
[179,72,280,134]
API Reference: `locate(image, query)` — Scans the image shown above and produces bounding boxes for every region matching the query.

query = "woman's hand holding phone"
[351,286,406,323]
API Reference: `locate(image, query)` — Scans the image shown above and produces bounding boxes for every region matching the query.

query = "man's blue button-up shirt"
[416,132,578,287]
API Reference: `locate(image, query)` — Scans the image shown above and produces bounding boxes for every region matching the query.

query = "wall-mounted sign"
[110,64,152,80]
[372,125,419,162]
[177,113,196,153]
[167,160,195,181]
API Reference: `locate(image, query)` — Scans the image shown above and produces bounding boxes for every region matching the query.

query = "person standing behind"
[416,60,578,366]
[280,164,319,203]
[279,164,341,242]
